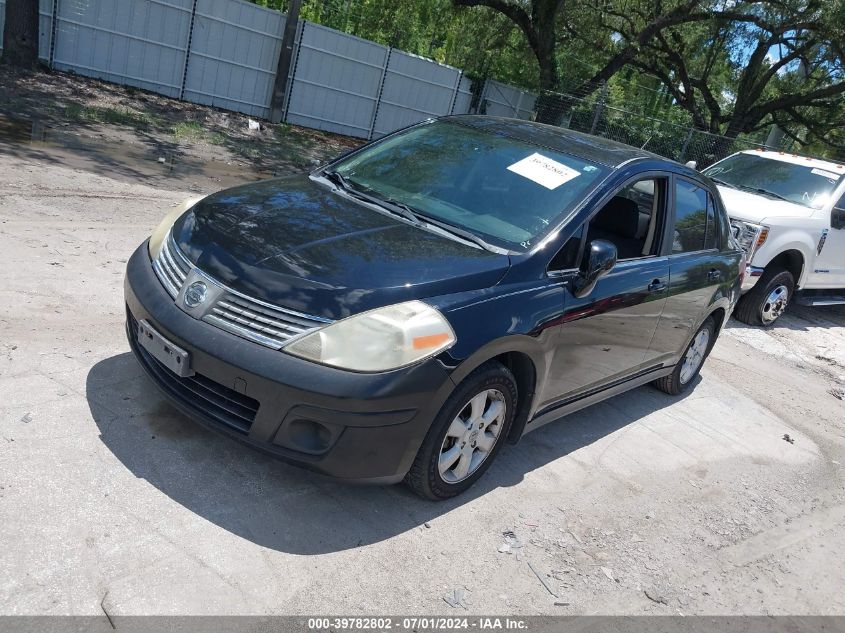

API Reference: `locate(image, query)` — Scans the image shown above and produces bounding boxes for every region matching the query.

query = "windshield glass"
[328,120,610,251]
[704,153,843,209]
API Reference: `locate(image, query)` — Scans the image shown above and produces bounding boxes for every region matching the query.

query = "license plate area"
[137,319,194,377]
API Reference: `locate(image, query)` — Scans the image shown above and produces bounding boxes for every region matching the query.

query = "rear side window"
[673,180,716,253]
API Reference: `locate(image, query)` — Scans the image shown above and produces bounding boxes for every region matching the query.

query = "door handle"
[648,279,667,293]
[708,269,721,281]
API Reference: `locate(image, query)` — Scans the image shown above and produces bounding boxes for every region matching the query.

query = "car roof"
[441,115,672,168]
[737,149,845,174]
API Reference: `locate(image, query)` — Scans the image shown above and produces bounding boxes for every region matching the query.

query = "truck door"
[811,190,845,288]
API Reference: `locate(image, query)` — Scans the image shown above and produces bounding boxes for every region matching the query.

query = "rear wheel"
[405,361,516,500]
[734,267,794,326]
[652,317,716,395]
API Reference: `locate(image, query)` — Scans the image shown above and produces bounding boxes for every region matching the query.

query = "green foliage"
[170,121,226,144]
[245,0,844,158]
[64,104,155,127]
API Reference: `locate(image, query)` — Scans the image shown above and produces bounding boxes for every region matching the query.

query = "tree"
[1,0,40,69]
[450,0,754,122]
[627,0,845,144]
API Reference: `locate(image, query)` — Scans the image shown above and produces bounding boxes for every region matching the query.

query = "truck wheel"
[653,317,716,395]
[404,361,516,500]
[734,267,794,327]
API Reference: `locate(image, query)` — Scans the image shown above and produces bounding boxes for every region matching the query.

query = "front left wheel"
[405,361,517,500]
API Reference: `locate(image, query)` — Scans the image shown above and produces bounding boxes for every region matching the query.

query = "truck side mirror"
[833,206,845,230]
[573,239,617,298]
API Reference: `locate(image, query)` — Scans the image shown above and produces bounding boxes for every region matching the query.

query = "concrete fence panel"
[481,79,537,120]
[51,0,194,98]
[284,21,389,139]
[371,50,463,138]
[182,0,285,117]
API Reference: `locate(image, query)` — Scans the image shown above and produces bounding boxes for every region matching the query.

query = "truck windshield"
[328,120,610,251]
[704,153,843,209]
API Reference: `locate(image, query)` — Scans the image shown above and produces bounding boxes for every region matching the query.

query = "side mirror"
[685,160,698,170]
[573,239,618,298]
[832,206,845,230]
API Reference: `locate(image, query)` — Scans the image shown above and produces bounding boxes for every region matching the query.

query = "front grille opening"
[128,308,259,434]
[150,233,330,350]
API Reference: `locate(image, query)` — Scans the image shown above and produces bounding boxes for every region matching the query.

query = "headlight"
[148,196,206,259]
[729,219,769,258]
[284,300,456,372]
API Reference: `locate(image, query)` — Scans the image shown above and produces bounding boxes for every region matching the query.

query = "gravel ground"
[1,110,845,617]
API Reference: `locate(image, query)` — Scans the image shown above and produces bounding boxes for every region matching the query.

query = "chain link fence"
[527,88,791,169]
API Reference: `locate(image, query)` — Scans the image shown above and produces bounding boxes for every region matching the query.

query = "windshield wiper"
[708,177,793,203]
[323,169,353,192]
[322,170,503,253]
[411,213,506,253]
[746,187,792,202]
[730,182,793,202]
[323,170,421,226]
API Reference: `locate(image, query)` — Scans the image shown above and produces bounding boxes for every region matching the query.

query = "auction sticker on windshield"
[811,167,841,181]
[507,152,581,190]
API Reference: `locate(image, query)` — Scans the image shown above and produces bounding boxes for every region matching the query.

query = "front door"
[539,176,671,407]
[810,190,845,288]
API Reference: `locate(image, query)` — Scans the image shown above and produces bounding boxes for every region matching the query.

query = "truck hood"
[171,175,510,320]
[717,184,816,224]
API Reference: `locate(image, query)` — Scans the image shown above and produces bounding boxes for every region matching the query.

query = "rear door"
[649,176,730,363]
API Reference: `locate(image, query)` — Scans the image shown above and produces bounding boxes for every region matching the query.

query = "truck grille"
[151,232,330,349]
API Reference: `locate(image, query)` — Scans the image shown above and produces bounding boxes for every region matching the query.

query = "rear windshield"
[704,153,843,209]
[330,120,610,251]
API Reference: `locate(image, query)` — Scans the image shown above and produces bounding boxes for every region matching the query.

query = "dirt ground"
[1,71,845,617]
[0,66,358,179]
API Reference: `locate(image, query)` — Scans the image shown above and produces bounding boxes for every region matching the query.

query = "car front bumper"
[741,265,765,293]
[124,243,456,483]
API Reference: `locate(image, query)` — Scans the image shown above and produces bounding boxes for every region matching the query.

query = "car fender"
[443,333,554,443]
[752,222,820,287]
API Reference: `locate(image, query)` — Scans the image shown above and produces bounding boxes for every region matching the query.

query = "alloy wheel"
[438,389,506,483]
[680,329,711,384]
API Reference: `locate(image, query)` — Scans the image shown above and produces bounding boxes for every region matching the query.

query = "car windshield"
[327,120,610,251]
[704,153,843,209]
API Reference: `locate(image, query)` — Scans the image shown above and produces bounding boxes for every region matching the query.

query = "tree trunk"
[1,0,40,69]
[533,44,564,124]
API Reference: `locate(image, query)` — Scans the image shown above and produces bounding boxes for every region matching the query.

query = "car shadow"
[86,352,698,555]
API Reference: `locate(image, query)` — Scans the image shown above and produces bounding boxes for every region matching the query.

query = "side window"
[704,197,718,250]
[833,192,845,230]
[584,178,667,261]
[549,226,583,270]
[672,180,710,253]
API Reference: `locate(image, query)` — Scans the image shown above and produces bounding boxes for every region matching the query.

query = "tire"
[733,267,794,327]
[405,361,517,500]
[652,317,717,395]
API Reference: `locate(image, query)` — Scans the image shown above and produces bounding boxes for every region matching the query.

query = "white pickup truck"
[701,150,845,326]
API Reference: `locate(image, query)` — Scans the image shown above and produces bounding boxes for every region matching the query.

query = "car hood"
[171,175,510,320]
[717,184,816,223]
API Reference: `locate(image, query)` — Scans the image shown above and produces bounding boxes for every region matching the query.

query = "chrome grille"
[151,232,330,349]
[203,293,329,349]
[152,232,190,298]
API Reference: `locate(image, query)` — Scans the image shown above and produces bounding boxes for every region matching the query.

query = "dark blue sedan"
[124,116,744,499]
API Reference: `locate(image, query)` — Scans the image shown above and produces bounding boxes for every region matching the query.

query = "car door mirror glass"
[573,239,617,298]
